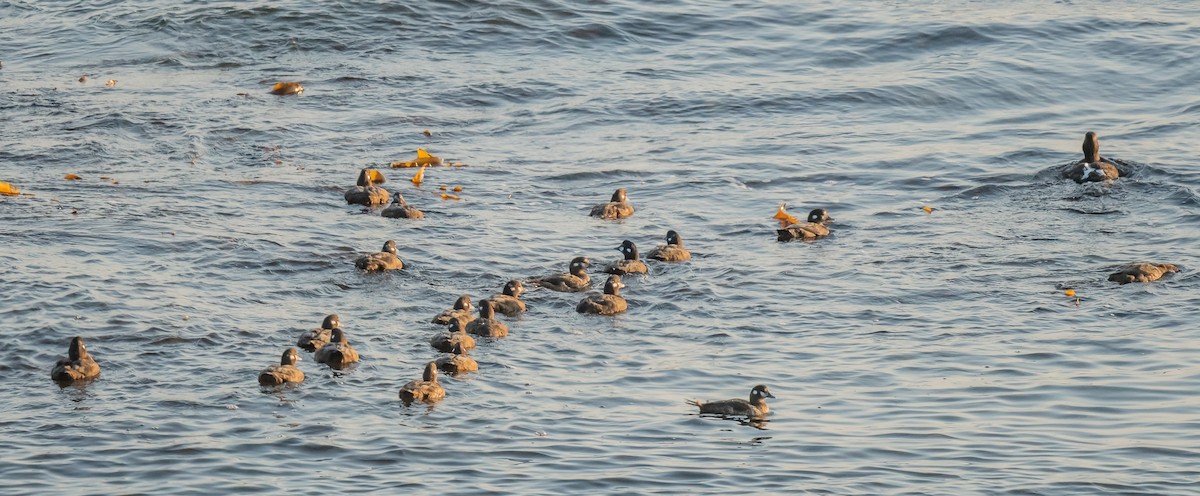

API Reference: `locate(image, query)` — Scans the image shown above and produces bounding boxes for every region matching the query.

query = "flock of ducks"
[47,130,1179,420]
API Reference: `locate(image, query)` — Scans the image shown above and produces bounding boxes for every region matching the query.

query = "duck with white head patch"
[297,314,340,352]
[528,256,591,292]
[1066,131,1120,183]
[51,336,101,383]
[647,230,691,262]
[604,240,648,275]
[355,240,404,272]
[466,299,508,337]
[381,192,424,219]
[490,279,527,317]
[344,168,390,206]
[576,275,628,315]
[431,295,474,328]
[686,384,775,417]
[589,188,635,219]
[776,207,833,242]
[258,348,304,386]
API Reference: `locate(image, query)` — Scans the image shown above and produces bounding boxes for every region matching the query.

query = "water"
[2,1,1198,493]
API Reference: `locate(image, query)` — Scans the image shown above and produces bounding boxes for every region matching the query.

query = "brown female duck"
[576,275,627,315]
[647,230,691,262]
[430,319,476,353]
[604,240,648,275]
[466,299,508,338]
[528,256,591,292]
[435,343,479,375]
[589,188,635,219]
[686,384,775,417]
[777,208,833,242]
[381,193,424,219]
[296,314,339,352]
[258,348,304,386]
[431,295,474,328]
[400,362,446,403]
[1108,263,1179,284]
[355,240,404,272]
[1066,131,1120,183]
[314,328,359,370]
[50,336,101,383]
[490,279,526,317]
[344,168,390,206]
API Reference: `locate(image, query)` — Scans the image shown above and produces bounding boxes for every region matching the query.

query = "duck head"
[750,384,775,402]
[330,328,349,345]
[478,299,496,319]
[281,347,301,366]
[381,239,399,255]
[1082,131,1100,163]
[322,314,341,330]
[392,193,408,206]
[502,279,524,298]
[807,209,832,224]
[356,168,373,187]
[569,256,591,276]
[665,230,683,247]
[603,275,625,296]
[453,295,472,311]
[616,240,640,261]
[423,361,439,382]
[449,319,466,334]
[68,336,89,361]
[610,188,628,203]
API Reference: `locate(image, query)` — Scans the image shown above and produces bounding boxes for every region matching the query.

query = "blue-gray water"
[2,1,1199,494]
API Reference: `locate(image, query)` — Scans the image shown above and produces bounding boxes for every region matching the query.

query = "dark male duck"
[1066,131,1120,183]
[355,240,404,272]
[344,168,390,206]
[686,384,775,417]
[297,314,339,352]
[1108,262,1179,284]
[381,193,424,219]
[647,230,691,262]
[400,362,446,404]
[258,348,304,386]
[51,336,101,383]
[466,299,508,338]
[604,240,648,275]
[314,328,360,370]
[589,188,635,219]
[776,206,833,242]
[490,279,526,317]
[576,275,627,315]
[528,256,591,292]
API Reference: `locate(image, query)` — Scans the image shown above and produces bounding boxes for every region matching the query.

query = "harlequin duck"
[686,384,775,417]
[430,319,476,353]
[1066,131,1120,183]
[344,168,390,206]
[647,230,691,262]
[355,240,404,272]
[431,295,473,328]
[258,348,304,386]
[314,328,359,370]
[604,240,648,275]
[400,362,446,403]
[589,188,635,219]
[490,280,526,317]
[466,299,508,338]
[297,314,339,352]
[576,275,627,315]
[528,257,591,292]
[777,208,832,242]
[381,193,424,219]
[50,336,101,383]
[435,343,478,375]
[1108,263,1179,284]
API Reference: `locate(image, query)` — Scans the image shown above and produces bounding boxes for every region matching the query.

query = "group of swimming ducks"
[49,130,1177,420]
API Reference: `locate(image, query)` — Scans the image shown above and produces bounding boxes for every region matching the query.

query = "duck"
[435,343,479,375]
[490,279,527,317]
[314,328,360,370]
[431,295,474,328]
[647,230,691,262]
[1108,262,1179,284]
[430,319,477,353]
[1066,131,1120,183]
[355,239,404,272]
[466,299,509,337]
[400,362,446,403]
[258,348,305,386]
[589,188,635,219]
[686,384,775,417]
[381,193,424,219]
[269,82,304,95]
[528,256,591,292]
[576,275,628,315]
[50,336,101,383]
[344,168,390,206]
[604,240,648,275]
[776,207,833,242]
[296,314,339,352]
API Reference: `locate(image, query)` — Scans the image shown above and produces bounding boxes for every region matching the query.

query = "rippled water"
[2,1,1199,493]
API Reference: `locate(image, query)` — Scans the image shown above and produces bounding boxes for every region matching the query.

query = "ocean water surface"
[1,1,1198,494]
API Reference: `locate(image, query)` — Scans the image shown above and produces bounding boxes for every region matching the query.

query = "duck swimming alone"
[589,188,635,219]
[686,384,775,417]
[297,314,339,352]
[490,279,526,317]
[528,256,591,292]
[258,348,304,386]
[430,319,477,353]
[381,193,424,219]
[647,230,691,262]
[1066,131,1120,183]
[776,207,833,242]
[50,336,101,383]
[1108,262,1179,284]
[466,299,509,338]
[355,240,405,272]
[432,295,474,328]
[400,362,446,404]
[435,343,479,375]
[576,275,628,315]
[314,328,360,370]
[604,240,648,275]
[345,168,390,206]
